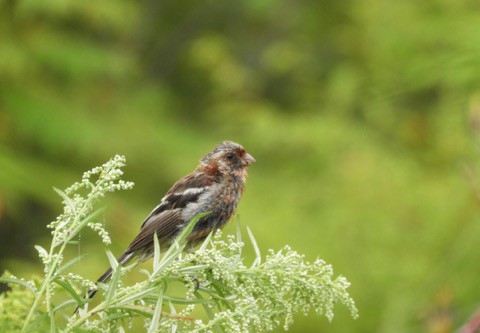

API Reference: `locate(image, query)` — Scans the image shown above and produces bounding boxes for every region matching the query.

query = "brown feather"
[127,210,183,254]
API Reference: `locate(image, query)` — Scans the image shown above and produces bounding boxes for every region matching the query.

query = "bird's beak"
[243,153,255,166]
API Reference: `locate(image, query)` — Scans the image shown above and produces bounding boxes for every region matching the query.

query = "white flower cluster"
[64,273,97,291]
[88,222,111,245]
[183,232,358,332]
[47,155,133,248]
[136,230,358,333]
[1,156,138,332]
[61,225,357,333]
[19,156,356,333]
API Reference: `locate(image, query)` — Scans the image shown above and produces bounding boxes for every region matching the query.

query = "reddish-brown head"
[200,141,255,177]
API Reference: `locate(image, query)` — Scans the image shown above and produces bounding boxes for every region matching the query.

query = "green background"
[1,0,480,332]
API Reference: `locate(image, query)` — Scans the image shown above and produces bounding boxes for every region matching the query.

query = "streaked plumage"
[81,141,254,304]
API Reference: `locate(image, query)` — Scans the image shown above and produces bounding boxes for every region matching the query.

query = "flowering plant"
[0,156,358,332]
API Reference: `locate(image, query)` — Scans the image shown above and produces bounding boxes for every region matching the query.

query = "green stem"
[65,304,107,332]
[22,180,103,332]
[67,271,166,331]
[21,236,72,332]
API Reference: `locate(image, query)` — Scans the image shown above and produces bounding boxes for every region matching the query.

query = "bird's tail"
[74,252,134,313]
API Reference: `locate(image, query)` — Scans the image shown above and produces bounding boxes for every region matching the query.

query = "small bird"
[81,141,254,304]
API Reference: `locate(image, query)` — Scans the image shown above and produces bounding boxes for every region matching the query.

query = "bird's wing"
[126,209,183,254]
[141,172,216,228]
[130,171,217,253]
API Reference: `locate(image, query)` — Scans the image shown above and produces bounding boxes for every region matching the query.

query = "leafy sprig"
[0,156,358,332]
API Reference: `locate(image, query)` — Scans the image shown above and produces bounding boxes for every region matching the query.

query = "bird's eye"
[225,153,235,160]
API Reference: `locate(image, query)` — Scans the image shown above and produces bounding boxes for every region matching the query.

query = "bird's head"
[200,141,255,178]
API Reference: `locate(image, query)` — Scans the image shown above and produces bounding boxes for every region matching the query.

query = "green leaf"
[176,211,211,244]
[105,250,121,304]
[0,277,35,293]
[138,268,151,278]
[153,232,161,271]
[236,219,242,243]
[53,299,78,313]
[177,264,209,273]
[194,291,222,333]
[160,294,210,305]
[247,227,261,267]
[34,245,48,258]
[108,304,154,317]
[53,278,84,305]
[106,250,119,270]
[152,212,210,277]
[147,287,164,333]
[55,254,86,276]
[53,187,73,207]
[205,270,233,310]
[198,231,214,252]
[115,287,158,306]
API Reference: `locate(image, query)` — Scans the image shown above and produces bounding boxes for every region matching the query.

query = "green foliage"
[0,272,36,332]
[4,155,134,332]
[2,1,480,332]
[0,157,357,332]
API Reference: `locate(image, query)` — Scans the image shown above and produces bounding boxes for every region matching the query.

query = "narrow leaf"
[106,250,119,270]
[169,302,178,333]
[105,250,121,304]
[116,287,157,306]
[109,304,154,317]
[153,232,161,271]
[148,287,164,333]
[53,278,84,304]
[154,212,210,276]
[53,187,73,207]
[175,212,211,245]
[198,231,214,252]
[55,255,86,276]
[247,227,261,267]
[0,277,35,293]
[236,219,242,243]
[195,291,215,320]
[53,299,77,314]
[34,245,48,258]
[166,296,210,305]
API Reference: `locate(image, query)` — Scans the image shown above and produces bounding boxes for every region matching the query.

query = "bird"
[79,141,255,308]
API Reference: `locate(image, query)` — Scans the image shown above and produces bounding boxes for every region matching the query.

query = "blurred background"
[1,0,480,332]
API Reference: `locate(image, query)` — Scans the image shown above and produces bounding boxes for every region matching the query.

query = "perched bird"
[82,141,254,303]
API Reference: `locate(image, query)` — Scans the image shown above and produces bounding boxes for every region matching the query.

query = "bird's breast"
[180,180,244,230]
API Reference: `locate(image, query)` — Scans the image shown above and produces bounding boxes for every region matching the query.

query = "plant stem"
[65,304,106,332]
[21,237,71,332]
[22,181,101,332]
